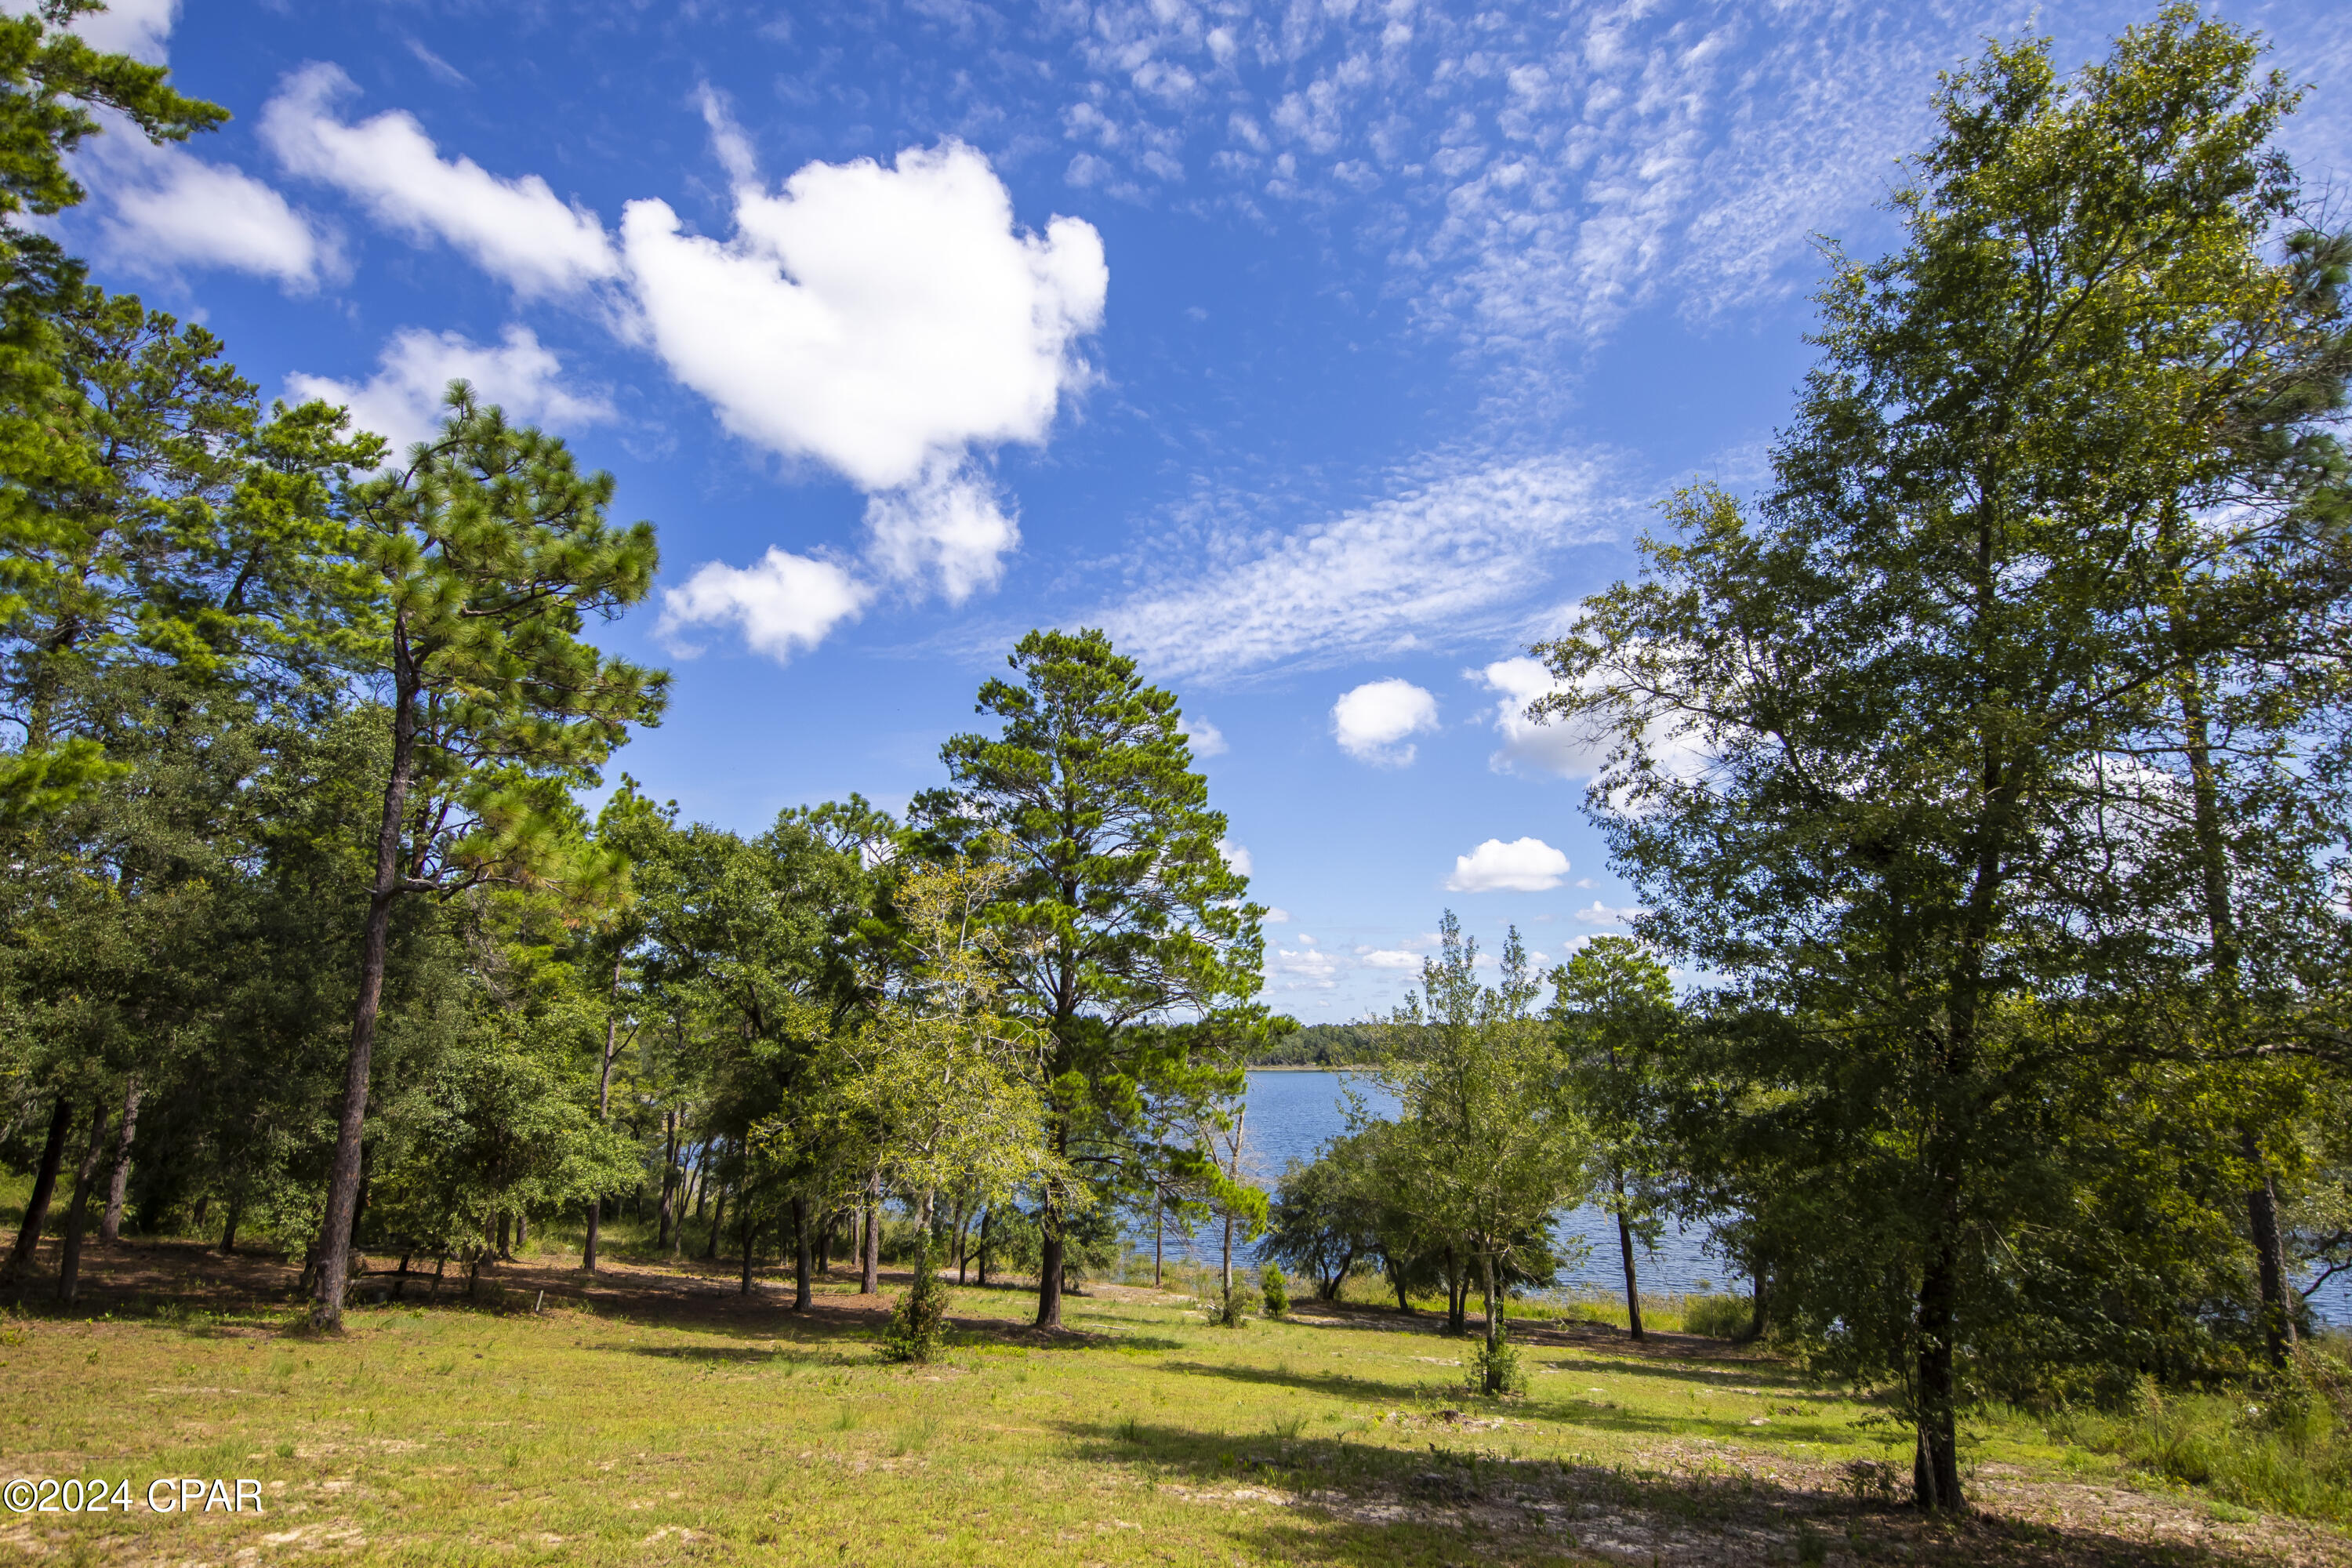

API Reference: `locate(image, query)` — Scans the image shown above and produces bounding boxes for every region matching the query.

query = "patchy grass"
[0,1240,2347,1565]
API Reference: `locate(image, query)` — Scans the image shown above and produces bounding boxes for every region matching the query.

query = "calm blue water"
[1229,1070,2352,1322]
[1211,1069,1727,1298]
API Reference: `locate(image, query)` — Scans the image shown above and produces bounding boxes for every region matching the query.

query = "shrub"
[1681,1293,1752,1339]
[1205,1278,1248,1328]
[880,1240,949,1363]
[1261,1265,1290,1319]
[1468,1336,1528,1396]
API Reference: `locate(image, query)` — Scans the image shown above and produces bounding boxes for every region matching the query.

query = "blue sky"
[56,0,2352,1021]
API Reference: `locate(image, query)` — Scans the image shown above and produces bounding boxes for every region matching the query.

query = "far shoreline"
[1245,1063,1373,1073]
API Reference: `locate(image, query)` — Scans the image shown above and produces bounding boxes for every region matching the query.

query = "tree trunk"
[220,1194,241,1254]
[739,1203,757,1296]
[514,1212,527,1251]
[1480,1251,1504,1392]
[497,1212,512,1259]
[1220,1204,1235,1316]
[861,1178,880,1294]
[100,1076,141,1244]
[1154,1193,1164,1290]
[655,1109,679,1252]
[315,644,421,1329]
[56,1097,111,1304]
[2166,604,2292,1366]
[1,1096,72,1287]
[1033,1124,1069,1329]
[2245,1127,2296,1364]
[1735,1258,1770,1345]
[1036,1225,1065,1326]
[1614,1169,1645,1341]
[1391,1258,1413,1314]
[793,1196,811,1310]
[1444,1244,1466,1334]
[1912,1236,1964,1511]
[976,1206,992,1288]
[706,1181,727,1261]
[585,949,626,1274]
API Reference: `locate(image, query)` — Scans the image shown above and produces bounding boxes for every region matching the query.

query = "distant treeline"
[1250,1023,1431,1067]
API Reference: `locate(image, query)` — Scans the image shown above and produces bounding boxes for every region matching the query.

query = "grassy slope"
[2,1238,2349,1566]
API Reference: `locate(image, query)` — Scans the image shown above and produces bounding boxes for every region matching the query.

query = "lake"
[1183,1069,1732,1298]
[1221,1069,2352,1322]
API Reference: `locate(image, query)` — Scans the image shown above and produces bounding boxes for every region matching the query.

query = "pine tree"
[917,629,1261,1330]
[310,387,666,1327]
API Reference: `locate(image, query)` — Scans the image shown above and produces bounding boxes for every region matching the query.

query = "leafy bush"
[1681,1294,1753,1339]
[1467,1336,1528,1396]
[1261,1265,1290,1319]
[880,1240,949,1363]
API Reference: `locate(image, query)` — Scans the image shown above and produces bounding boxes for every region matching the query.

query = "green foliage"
[1681,1294,1753,1341]
[1466,1334,1527,1398]
[1530,5,2352,1508]
[1259,1263,1288,1319]
[2053,1358,2352,1523]
[919,627,1264,1322]
[880,1238,949,1364]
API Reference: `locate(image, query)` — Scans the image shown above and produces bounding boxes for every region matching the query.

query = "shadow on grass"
[1052,1417,2304,1567]
[1154,1357,1863,1450]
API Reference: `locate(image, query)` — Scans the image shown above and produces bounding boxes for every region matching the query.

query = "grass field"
[3,1232,2350,1566]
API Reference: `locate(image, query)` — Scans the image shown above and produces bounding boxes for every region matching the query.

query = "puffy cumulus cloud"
[1332,677,1438,766]
[1359,949,1422,969]
[1479,653,1715,786]
[1573,899,1648,927]
[1218,837,1254,877]
[655,548,869,663]
[619,139,1104,600]
[286,325,613,455]
[260,64,621,299]
[859,464,1019,605]
[1178,712,1227,757]
[78,115,337,290]
[1479,655,1610,777]
[1445,837,1570,893]
[1263,906,1290,924]
[1105,454,1628,681]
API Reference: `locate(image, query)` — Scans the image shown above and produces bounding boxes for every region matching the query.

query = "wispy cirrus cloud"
[1101,452,1632,682]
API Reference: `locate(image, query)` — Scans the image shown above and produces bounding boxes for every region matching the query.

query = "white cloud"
[1573,899,1647,927]
[1218,837,1253,877]
[1178,713,1226,757]
[1332,678,1438,766]
[79,114,336,290]
[286,325,613,454]
[260,63,620,299]
[1272,945,1338,989]
[67,0,175,62]
[1264,906,1290,923]
[859,464,1018,604]
[1105,454,1628,681]
[1445,837,1570,894]
[619,139,1104,604]
[655,548,869,663]
[1480,652,1714,786]
[1479,655,1611,778]
[1359,949,1421,969]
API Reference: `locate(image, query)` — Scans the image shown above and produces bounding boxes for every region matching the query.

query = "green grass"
[2048,1363,2352,1523]
[0,1250,2336,1564]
